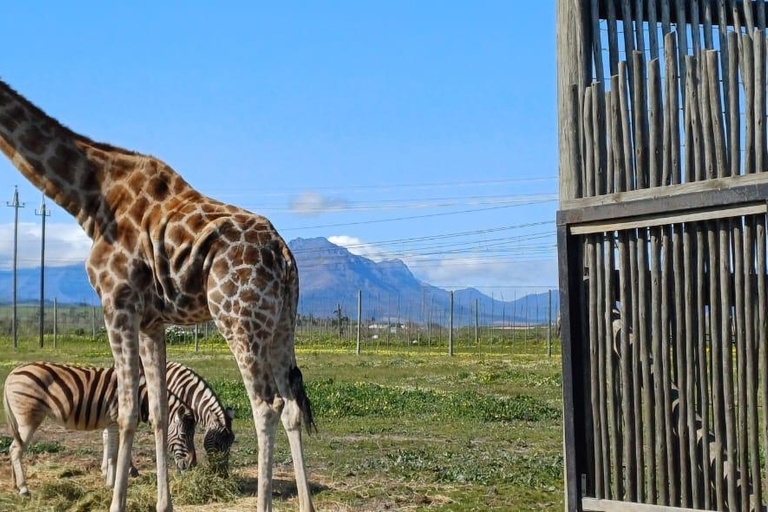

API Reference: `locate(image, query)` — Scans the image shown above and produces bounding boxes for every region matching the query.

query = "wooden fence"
[557,1,768,510]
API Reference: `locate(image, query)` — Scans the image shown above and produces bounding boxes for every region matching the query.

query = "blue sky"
[0,2,558,295]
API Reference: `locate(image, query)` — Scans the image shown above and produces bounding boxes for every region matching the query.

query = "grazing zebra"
[165,361,235,474]
[3,361,197,496]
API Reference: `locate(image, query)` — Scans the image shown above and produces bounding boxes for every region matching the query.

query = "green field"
[0,336,564,511]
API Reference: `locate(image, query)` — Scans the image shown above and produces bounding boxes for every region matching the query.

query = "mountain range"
[0,237,557,324]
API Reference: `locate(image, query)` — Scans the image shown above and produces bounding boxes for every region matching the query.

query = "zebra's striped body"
[165,361,234,473]
[3,361,196,496]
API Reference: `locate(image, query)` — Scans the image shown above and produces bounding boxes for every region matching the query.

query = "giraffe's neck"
[0,80,143,239]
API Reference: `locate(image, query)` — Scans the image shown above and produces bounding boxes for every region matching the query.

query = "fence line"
[0,289,560,356]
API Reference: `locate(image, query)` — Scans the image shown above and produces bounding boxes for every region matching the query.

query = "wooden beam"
[558,174,768,226]
[570,203,766,235]
[583,497,697,511]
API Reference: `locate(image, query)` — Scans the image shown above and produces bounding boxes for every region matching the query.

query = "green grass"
[0,335,564,511]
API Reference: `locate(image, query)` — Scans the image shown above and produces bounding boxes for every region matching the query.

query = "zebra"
[3,361,197,496]
[165,361,235,474]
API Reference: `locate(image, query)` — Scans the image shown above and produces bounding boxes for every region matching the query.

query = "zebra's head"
[169,404,197,473]
[203,407,235,475]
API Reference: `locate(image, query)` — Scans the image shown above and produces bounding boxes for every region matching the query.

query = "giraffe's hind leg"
[271,268,315,512]
[218,326,281,512]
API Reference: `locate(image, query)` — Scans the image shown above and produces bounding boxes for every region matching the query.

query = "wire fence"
[0,289,561,356]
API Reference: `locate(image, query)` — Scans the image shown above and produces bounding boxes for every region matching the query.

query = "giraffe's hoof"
[129,466,140,478]
[18,487,30,498]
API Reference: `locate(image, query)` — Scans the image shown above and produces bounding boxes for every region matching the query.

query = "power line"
[281,199,556,231]
[209,175,558,197]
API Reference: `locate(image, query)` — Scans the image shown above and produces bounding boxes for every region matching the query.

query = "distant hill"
[0,237,558,324]
[289,237,557,324]
[0,264,98,305]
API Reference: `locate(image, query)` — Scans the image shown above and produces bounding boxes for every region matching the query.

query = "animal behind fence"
[3,361,196,496]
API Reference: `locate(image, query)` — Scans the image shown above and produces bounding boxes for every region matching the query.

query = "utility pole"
[35,195,50,348]
[448,291,454,357]
[474,298,479,346]
[7,186,24,349]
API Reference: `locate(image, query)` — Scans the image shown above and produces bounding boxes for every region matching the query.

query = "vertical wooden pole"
[557,0,590,507]
[356,290,362,356]
[53,297,57,349]
[557,0,590,202]
[548,289,553,358]
[448,291,454,357]
[475,298,479,346]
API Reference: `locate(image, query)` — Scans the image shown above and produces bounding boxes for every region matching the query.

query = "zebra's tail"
[288,366,316,434]
[3,385,21,445]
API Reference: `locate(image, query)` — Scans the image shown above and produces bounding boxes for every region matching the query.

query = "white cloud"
[408,256,558,294]
[289,191,347,217]
[0,221,91,270]
[328,235,389,261]
[328,234,558,293]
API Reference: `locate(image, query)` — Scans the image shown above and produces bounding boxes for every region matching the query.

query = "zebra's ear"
[225,407,235,420]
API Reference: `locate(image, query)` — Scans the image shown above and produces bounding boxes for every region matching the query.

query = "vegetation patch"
[0,436,63,455]
[212,378,559,423]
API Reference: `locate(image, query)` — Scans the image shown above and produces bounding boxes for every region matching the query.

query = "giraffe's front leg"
[103,299,142,512]
[139,325,173,512]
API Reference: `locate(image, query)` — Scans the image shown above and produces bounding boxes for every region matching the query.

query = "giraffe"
[0,79,316,512]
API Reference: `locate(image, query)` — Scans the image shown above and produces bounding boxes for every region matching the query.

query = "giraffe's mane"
[0,76,146,158]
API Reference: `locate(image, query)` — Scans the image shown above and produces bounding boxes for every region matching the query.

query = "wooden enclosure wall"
[557,1,768,511]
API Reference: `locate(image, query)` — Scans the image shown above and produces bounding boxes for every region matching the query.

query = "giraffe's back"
[137,191,296,326]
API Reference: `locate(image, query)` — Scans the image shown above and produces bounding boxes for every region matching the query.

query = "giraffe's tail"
[288,365,316,434]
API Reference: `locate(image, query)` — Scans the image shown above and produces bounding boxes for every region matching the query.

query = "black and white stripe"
[165,361,235,473]
[4,361,196,495]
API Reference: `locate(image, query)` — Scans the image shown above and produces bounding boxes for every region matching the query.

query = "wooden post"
[91,307,96,340]
[557,0,590,203]
[194,324,199,353]
[448,291,454,357]
[475,298,479,346]
[53,298,57,349]
[356,290,362,356]
[548,289,553,358]
[556,0,591,508]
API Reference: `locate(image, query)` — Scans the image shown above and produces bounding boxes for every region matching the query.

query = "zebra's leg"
[101,429,108,479]
[103,301,142,512]
[139,325,172,512]
[103,424,119,487]
[9,415,42,496]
